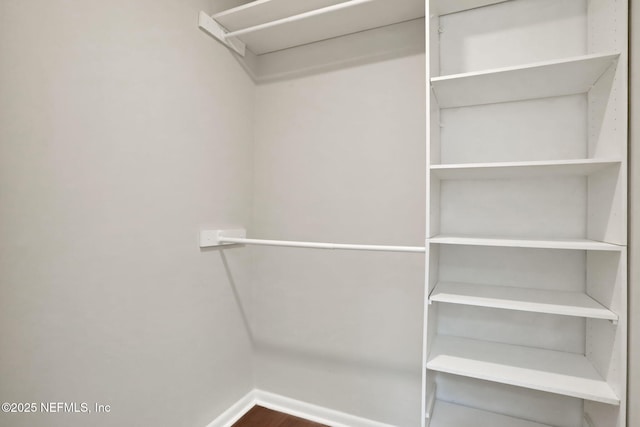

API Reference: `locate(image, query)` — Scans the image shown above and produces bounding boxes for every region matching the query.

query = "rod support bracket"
[198,11,246,56]
[200,229,247,247]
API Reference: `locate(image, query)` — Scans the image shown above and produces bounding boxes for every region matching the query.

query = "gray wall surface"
[251,21,426,427]
[0,1,255,426]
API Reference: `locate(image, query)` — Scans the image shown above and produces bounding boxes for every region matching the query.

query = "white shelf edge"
[431,158,622,168]
[430,400,553,427]
[430,52,620,108]
[224,0,376,39]
[213,0,347,21]
[213,0,273,19]
[431,52,619,84]
[429,281,618,320]
[430,158,621,179]
[431,0,512,17]
[426,335,620,405]
[428,235,623,251]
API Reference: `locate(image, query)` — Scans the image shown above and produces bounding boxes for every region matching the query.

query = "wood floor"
[232,406,328,427]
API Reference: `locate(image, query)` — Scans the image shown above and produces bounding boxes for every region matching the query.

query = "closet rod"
[223,0,377,39]
[200,229,425,253]
[221,237,425,253]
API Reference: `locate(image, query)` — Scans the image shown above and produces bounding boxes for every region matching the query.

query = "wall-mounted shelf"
[429,281,617,320]
[200,0,425,55]
[430,159,621,180]
[429,0,510,17]
[427,335,620,405]
[428,235,622,251]
[212,0,348,29]
[431,53,619,108]
[430,400,552,427]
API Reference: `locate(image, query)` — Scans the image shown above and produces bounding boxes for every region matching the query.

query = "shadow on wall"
[200,245,255,345]
[207,245,422,418]
[251,336,422,425]
[209,245,421,381]
[219,249,255,344]
[234,18,426,84]
[254,339,420,381]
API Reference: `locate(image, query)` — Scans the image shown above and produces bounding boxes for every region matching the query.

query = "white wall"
[250,20,426,427]
[0,1,255,426]
[629,1,639,425]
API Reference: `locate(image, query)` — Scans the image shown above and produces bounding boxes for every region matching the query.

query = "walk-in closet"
[0,1,636,427]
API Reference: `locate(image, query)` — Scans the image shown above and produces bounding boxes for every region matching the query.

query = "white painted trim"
[254,390,396,427]
[204,389,395,427]
[204,391,256,427]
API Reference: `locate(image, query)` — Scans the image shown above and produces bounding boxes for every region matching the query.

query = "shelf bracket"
[198,11,246,57]
[200,229,247,247]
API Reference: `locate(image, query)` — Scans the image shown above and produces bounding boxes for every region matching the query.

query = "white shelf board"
[430,0,510,17]
[213,0,349,30]
[428,235,623,251]
[211,0,425,54]
[430,281,617,320]
[426,335,620,405]
[430,159,621,180]
[430,400,551,427]
[431,53,619,108]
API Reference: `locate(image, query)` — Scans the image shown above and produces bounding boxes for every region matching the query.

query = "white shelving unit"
[423,0,628,426]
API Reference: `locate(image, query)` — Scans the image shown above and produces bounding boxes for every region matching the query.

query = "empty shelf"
[212,0,425,55]
[430,159,621,180]
[430,400,552,427]
[429,281,617,320]
[431,53,619,108]
[428,235,623,251]
[427,335,620,405]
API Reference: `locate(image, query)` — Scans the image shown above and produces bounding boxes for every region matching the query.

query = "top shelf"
[430,0,510,16]
[213,0,349,29]
[205,0,425,55]
[431,53,619,108]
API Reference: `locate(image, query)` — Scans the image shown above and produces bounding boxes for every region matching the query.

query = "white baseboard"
[205,389,396,427]
[204,391,256,427]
